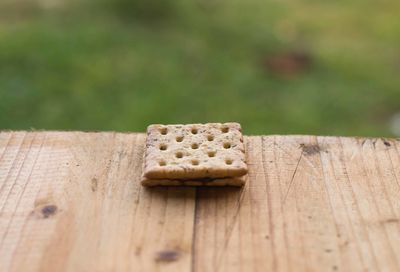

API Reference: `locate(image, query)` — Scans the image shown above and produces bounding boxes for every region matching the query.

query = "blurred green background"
[1,0,400,136]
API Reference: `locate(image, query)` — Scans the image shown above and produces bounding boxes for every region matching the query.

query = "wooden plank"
[0,132,400,271]
[0,132,195,272]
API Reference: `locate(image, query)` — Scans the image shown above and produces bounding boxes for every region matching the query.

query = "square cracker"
[141,175,247,187]
[143,123,247,180]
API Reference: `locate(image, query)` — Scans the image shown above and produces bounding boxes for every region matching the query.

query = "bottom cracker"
[141,175,247,187]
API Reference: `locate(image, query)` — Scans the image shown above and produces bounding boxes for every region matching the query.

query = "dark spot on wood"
[91,178,98,192]
[263,51,312,77]
[76,164,80,167]
[118,150,127,159]
[41,205,58,218]
[308,215,312,219]
[265,235,270,239]
[325,249,332,253]
[155,250,180,262]
[384,141,391,147]
[332,265,338,270]
[135,246,142,256]
[385,218,399,223]
[300,144,321,156]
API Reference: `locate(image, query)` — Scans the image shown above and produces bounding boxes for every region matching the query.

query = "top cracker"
[143,123,247,180]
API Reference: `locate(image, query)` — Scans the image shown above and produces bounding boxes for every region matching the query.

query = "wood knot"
[384,141,391,147]
[32,199,59,219]
[384,218,399,224]
[155,250,180,263]
[91,178,98,192]
[300,143,321,156]
[41,205,58,218]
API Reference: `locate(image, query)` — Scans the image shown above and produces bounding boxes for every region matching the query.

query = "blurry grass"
[0,0,399,136]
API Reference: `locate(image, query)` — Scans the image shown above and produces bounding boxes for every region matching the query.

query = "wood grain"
[0,132,399,272]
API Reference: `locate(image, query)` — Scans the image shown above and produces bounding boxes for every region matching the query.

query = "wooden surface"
[1,132,400,272]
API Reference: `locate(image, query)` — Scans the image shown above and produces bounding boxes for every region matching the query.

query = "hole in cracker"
[207,135,214,141]
[191,159,199,165]
[191,143,199,149]
[160,127,168,135]
[176,152,183,158]
[225,158,233,165]
[159,144,167,151]
[176,136,184,142]
[208,151,216,157]
[221,127,229,133]
[223,142,231,149]
[191,128,198,134]
[159,160,166,166]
